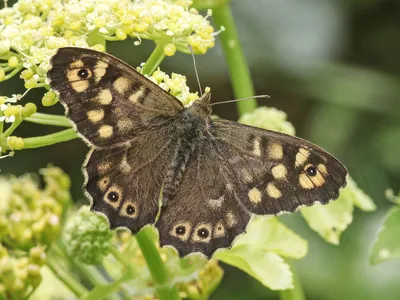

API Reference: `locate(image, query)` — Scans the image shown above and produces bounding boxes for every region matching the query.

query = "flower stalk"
[212,3,258,114]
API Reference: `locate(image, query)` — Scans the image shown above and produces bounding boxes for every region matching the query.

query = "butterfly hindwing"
[84,120,179,233]
[48,47,183,147]
[156,140,251,258]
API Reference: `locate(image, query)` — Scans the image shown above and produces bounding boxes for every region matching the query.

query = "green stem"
[213,4,258,115]
[136,227,180,300]
[3,118,23,137]
[279,261,305,300]
[22,128,78,149]
[25,113,72,127]
[110,245,133,267]
[46,254,88,297]
[142,42,166,75]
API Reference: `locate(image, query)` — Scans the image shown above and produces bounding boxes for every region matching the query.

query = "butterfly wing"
[48,47,184,148]
[213,120,348,215]
[156,140,251,258]
[48,47,183,232]
[156,119,347,257]
[85,126,178,232]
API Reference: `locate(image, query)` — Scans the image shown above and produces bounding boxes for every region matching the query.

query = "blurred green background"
[1,0,400,299]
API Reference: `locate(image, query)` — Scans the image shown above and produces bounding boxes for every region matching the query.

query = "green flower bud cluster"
[0,244,46,298]
[0,166,71,249]
[63,206,114,265]
[239,107,296,135]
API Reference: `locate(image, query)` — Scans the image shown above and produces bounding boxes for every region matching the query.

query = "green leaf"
[344,176,376,211]
[370,206,400,264]
[217,247,293,290]
[215,217,307,290]
[81,266,135,300]
[300,194,353,245]
[301,176,375,244]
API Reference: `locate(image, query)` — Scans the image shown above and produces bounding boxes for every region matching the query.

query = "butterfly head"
[189,91,212,117]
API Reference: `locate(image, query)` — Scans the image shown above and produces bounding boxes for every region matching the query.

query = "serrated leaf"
[301,193,353,245]
[214,217,307,290]
[345,176,376,211]
[370,206,400,264]
[301,176,375,244]
[233,217,308,259]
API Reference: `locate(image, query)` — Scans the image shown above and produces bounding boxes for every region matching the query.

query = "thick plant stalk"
[213,4,258,114]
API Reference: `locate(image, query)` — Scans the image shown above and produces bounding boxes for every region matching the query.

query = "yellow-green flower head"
[144,67,201,106]
[0,0,215,102]
[239,107,296,136]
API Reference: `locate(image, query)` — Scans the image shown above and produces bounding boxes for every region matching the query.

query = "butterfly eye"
[107,191,119,202]
[197,228,210,239]
[126,204,135,215]
[78,68,90,79]
[305,165,317,177]
[175,225,186,235]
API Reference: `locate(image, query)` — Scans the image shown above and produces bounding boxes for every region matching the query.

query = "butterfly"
[47,47,348,258]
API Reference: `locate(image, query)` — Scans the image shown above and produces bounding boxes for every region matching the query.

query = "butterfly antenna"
[188,44,203,96]
[211,95,270,106]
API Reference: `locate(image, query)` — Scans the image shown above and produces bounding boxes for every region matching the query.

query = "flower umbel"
[0,0,215,158]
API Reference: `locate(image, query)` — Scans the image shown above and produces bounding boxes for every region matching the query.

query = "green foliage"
[216,217,307,290]
[370,191,400,265]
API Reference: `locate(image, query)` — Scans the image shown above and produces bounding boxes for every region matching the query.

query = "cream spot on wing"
[98,89,113,105]
[253,138,261,157]
[129,87,145,103]
[317,163,328,176]
[268,143,283,160]
[226,183,234,192]
[87,109,104,123]
[97,162,111,174]
[119,200,138,218]
[71,80,89,92]
[266,183,282,199]
[114,77,130,94]
[248,187,262,204]
[70,60,84,69]
[207,196,224,209]
[213,222,226,238]
[104,185,122,209]
[117,118,134,131]
[192,223,212,243]
[242,169,253,183]
[295,148,310,167]
[299,173,314,189]
[94,61,108,82]
[98,125,113,138]
[226,211,238,227]
[170,222,192,241]
[271,164,287,180]
[303,164,326,187]
[120,155,132,173]
[97,177,110,191]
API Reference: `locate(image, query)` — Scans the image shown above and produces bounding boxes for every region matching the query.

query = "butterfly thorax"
[161,93,213,203]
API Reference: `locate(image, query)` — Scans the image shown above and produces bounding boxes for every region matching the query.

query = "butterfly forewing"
[48,47,183,147]
[213,120,347,215]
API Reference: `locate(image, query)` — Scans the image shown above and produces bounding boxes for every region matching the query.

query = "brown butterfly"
[47,47,347,258]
